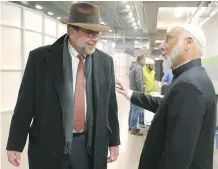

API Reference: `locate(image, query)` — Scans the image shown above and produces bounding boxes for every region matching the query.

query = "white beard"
[162,45,180,73]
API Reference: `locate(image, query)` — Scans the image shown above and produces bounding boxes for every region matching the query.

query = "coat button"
[53,152,56,157]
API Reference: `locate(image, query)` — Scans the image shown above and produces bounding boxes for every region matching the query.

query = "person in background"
[161,69,174,95]
[116,24,216,169]
[143,58,157,95]
[162,69,173,85]
[128,55,145,136]
[142,58,157,126]
[6,3,120,169]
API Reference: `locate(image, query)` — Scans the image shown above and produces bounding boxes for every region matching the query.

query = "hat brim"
[60,18,110,32]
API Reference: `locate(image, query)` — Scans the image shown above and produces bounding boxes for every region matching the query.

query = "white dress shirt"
[68,41,87,132]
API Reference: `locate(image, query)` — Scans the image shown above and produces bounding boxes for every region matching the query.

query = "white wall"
[113,52,135,78]
[202,11,218,58]
[0,2,67,112]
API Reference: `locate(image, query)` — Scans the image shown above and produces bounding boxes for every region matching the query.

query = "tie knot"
[77,54,85,60]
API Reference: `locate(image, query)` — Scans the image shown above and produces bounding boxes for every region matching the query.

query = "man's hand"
[107,146,119,163]
[116,79,128,97]
[7,151,21,167]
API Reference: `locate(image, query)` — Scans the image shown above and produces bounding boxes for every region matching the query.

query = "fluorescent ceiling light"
[134,27,138,30]
[126,5,131,9]
[101,21,105,24]
[109,29,112,32]
[112,42,116,47]
[155,40,164,43]
[175,12,183,18]
[21,1,28,5]
[134,41,139,44]
[57,17,61,20]
[132,22,136,26]
[48,12,53,16]
[154,57,161,60]
[35,5,43,10]
[131,18,135,22]
[129,12,133,17]
[174,7,186,18]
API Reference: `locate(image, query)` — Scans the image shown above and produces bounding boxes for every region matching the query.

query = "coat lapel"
[44,35,65,107]
[92,50,105,108]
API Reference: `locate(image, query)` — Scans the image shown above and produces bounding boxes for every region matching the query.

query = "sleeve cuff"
[126,90,133,100]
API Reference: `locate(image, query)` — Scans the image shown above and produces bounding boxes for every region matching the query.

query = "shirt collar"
[172,58,202,79]
[68,40,79,57]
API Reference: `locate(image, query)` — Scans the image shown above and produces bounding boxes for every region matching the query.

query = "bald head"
[160,24,206,71]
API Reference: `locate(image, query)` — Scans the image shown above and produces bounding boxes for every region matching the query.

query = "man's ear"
[184,37,193,51]
[67,26,75,36]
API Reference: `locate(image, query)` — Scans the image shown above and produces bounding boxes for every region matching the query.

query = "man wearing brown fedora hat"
[6,2,120,169]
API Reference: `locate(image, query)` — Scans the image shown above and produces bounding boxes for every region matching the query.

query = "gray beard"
[162,46,179,73]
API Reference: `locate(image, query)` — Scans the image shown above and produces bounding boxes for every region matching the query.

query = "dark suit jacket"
[6,35,120,169]
[131,59,216,169]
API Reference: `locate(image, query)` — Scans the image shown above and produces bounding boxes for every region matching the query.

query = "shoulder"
[30,45,51,59]
[95,48,113,62]
[171,81,203,97]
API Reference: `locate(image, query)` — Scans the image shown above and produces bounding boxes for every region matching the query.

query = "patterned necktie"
[73,54,85,132]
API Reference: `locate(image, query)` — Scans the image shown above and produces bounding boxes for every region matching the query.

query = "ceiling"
[143,1,217,54]
[11,1,148,42]
[11,1,218,57]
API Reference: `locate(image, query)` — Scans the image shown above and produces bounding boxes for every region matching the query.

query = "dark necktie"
[73,54,85,132]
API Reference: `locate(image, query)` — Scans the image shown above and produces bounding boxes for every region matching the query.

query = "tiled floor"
[1,76,218,169]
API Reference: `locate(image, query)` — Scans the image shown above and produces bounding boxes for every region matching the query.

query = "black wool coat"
[6,35,120,169]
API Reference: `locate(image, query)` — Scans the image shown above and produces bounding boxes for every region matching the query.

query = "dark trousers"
[62,134,91,169]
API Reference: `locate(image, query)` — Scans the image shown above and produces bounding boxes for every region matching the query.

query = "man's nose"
[159,42,165,51]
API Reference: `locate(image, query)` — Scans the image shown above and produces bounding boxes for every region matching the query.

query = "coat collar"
[172,58,202,79]
[45,34,104,104]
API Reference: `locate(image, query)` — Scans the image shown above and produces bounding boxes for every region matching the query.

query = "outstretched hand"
[115,79,128,97]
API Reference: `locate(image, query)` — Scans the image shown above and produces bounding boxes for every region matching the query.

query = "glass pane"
[1,71,22,110]
[1,26,22,69]
[44,36,56,45]
[24,9,43,32]
[24,31,42,66]
[44,17,57,37]
[58,23,67,38]
[1,2,21,27]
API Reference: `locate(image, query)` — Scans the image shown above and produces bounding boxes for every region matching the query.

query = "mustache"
[87,42,96,45]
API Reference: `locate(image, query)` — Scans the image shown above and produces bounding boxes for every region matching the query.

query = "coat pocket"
[29,126,40,142]
[107,124,112,136]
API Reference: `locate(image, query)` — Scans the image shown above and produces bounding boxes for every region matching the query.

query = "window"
[24,31,42,65]
[1,3,21,27]
[24,9,43,32]
[1,26,22,69]
[44,17,57,37]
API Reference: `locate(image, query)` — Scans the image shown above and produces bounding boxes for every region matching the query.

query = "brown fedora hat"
[60,2,110,32]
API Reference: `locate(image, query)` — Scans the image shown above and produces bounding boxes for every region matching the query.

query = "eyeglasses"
[79,28,101,39]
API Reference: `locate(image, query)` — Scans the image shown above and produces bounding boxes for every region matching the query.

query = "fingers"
[107,147,119,163]
[116,84,123,90]
[7,151,21,167]
[116,88,124,95]
[107,157,113,163]
[107,153,118,163]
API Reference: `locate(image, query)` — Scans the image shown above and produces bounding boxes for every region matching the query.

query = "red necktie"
[73,54,85,132]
